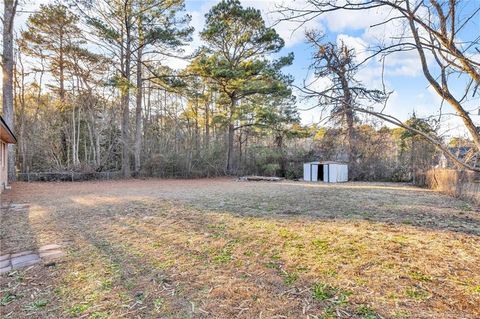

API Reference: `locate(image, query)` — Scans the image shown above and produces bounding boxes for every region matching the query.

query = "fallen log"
[237,176,284,182]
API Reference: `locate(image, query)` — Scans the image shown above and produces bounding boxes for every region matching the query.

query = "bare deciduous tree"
[279,0,480,171]
[302,31,387,167]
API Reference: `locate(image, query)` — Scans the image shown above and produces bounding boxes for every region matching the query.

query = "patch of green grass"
[0,292,16,306]
[70,271,90,283]
[278,228,299,240]
[356,304,377,318]
[283,271,299,285]
[386,292,399,300]
[106,262,121,273]
[89,311,109,318]
[383,262,396,270]
[154,259,175,269]
[311,239,329,252]
[320,306,336,319]
[213,240,238,264]
[124,280,135,290]
[100,279,113,290]
[85,291,101,303]
[458,203,472,211]
[239,273,249,280]
[8,270,24,283]
[208,224,227,238]
[213,250,232,263]
[270,251,281,260]
[293,243,305,250]
[392,309,410,318]
[322,268,338,277]
[405,287,430,300]
[265,261,280,270]
[69,303,91,316]
[409,271,432,282]
[25,299,48,311]
[296,265,309,273]
[135,291,145,301]
[390,235,409,246]
[354,277,368,287]
[334,245,361,259]
[334,290,352,306]
[153,298,165,313]
[243,250,253,257]
[312,283,336,301]
[53,287,63,296]
[471,285,480,294]
[150,242,161,248]
[132,251,146,258]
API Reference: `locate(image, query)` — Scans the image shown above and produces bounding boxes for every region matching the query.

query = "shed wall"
[303,162,348,182]
[331,164,348,182]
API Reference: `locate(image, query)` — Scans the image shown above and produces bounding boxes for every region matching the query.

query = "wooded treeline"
[2,0,478,181]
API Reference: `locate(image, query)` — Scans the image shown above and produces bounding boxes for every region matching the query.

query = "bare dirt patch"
[1,178,479,318]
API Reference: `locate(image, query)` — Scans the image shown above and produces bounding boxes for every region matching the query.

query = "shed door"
[303,163,311,181]
[329,164,337,182]
[311,164,318,182]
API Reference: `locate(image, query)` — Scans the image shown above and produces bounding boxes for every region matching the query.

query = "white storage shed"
[303,161,348,183]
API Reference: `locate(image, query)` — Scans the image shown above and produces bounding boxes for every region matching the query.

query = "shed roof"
[0,116,16,144]
[306,161,348,165]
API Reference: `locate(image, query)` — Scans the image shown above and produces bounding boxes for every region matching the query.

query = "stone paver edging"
[0,244,64,274]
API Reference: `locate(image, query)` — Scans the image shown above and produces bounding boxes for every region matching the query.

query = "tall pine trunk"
[276,134,286,177]
[120,13,132,178]
[16,52,27,173]
[134,47,143,174]
[204,99,210,148]
[225,97,237,174]
[2,0,17,182]
[134,9,143,175]
[121,63,131,177]
[194,95,199,156]
[226,123,235,174]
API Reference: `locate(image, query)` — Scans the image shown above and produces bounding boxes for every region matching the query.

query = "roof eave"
[0,116,17,144]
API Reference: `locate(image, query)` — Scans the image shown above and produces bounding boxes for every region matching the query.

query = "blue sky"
[182,0,479,138]
[13,0,480,138]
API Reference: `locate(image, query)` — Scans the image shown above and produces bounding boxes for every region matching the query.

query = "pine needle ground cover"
[1,179,479,318]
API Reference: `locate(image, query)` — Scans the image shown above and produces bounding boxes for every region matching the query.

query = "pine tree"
[193,0,293,173]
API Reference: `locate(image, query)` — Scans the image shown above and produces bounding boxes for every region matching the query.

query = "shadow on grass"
[0,203,39,254]
[53,197,479,318]
[1,180,479,318]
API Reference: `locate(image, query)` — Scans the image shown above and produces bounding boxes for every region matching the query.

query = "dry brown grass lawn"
[0,178,479,319]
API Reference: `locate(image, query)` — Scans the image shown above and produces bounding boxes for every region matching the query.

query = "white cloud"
[163,0,315,69]
[383,50,422,77]
[336,34,369,62]
[322,6,391,33]
[162,0,215,70]
[273,17,322,48]
[305,72,333,93]
[241,0,323,48]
